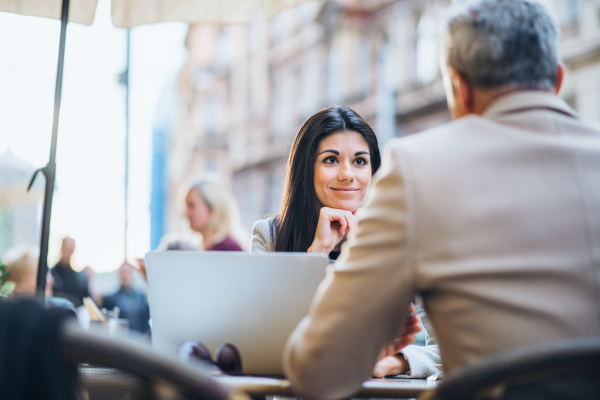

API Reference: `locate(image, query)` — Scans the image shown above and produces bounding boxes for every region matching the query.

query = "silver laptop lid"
[145,251,329,375]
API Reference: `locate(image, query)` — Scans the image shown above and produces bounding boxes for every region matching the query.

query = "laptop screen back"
[145,251,329,375]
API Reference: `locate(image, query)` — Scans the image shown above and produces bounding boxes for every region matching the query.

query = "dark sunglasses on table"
[178,340,243,376]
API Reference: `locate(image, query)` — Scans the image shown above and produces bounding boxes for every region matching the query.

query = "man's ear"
[555,64,565,95]
[450,70,474,115]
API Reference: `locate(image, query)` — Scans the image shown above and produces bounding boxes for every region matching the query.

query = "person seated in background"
[282,1,600,399]
[3,246,75,312]
[158,232,199,251]
[82,266,103,306]
[3,246,41,298]
[185,177,247,252]
[134,234,199,282]
[102,262,150,334]
[51,237,90,307]
[251,105,440,378]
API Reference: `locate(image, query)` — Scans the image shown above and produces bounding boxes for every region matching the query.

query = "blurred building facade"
[155,0,600,238]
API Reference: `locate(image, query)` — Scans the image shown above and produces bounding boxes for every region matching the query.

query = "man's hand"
[372,304,421,377]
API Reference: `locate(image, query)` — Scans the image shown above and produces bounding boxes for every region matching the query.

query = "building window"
[353,37,371,96]
[415,14,438,85]
[215,29,230,67]
[267,168,284,215]
[205,96,222,135]
[560,0,581,27]
[270,7,296,45]
[327,40,347,103]
[270,75,284,136]
[206,159,217,172]
[296,67,307,121]
[298,49,321,121]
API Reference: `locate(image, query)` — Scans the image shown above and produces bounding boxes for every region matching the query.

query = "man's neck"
[473,86,554,116]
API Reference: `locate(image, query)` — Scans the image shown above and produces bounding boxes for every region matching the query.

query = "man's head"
[441,0,564,118]
[119,262,135,289]
[60,237,76,264]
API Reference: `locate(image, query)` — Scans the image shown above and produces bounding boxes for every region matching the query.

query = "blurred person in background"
[3,246,75,311]
[82,266,103,306]
[134,234,198,282]
[102,261,150,334]
[251,106,440,378]
[3,246,38,298]
[185,177,247,251]
[158,231,199,251]
[51,237,90,307]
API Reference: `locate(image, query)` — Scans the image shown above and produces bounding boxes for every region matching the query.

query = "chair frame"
[61,322,247,400]
[433,337,600,400]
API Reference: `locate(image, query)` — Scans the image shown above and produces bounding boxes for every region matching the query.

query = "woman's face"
[185,188,211,233]
[313,131,372,212]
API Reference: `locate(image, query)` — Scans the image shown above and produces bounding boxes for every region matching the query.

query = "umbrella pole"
[36,0,70,301]
[124,29,130,262]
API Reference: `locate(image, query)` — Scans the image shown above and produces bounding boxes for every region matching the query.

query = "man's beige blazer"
[283,91,600,400]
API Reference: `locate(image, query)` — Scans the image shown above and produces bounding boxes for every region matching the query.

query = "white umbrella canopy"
[0,0,316,27]
[0,151,45,209]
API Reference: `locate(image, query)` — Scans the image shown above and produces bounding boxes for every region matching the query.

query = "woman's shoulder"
[252,217,276,234]
[250,217,278,253]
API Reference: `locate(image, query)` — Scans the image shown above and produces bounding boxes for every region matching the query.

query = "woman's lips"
[330,187,359,192]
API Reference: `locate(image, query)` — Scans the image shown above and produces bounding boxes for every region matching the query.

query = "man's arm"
[283,144,417,400]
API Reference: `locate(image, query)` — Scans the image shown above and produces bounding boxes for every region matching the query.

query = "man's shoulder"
[102,293,118,308]
[387,116,486,153]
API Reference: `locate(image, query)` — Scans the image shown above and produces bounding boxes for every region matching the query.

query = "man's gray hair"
[444,0,561,90]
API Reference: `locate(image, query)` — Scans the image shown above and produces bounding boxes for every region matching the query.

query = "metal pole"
[36,0,70,300]
[124,29,130,261]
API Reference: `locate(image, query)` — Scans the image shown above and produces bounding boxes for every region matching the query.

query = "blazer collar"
[483,90,578,120]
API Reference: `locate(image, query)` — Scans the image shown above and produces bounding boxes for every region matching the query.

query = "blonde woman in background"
[3,246,53,298]
[185,177,247,251]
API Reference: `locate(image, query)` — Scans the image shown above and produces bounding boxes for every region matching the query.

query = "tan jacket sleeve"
[283,143,417,400]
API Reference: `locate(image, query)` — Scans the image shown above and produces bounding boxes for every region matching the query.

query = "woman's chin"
[326,200,360,213]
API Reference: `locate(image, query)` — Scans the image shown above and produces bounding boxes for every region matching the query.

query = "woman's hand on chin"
[308,207,356,254]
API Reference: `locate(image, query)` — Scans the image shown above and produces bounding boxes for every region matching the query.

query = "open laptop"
[145,251,330,375]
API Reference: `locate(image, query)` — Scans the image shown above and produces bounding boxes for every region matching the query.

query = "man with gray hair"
[283,1,600,399]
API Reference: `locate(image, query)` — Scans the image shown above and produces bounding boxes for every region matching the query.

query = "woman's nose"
[337,161,355,181]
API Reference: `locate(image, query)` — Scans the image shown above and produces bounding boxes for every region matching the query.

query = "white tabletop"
[217,376,438,398]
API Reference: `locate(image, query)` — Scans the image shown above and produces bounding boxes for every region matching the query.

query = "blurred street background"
[1,0,599,294]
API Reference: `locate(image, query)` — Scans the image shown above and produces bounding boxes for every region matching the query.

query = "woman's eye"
[323,156,337,164]
[355,157,368,166]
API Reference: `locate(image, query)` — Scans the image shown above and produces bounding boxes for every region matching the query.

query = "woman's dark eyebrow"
[355,151,370,156]
[317,149,339,156]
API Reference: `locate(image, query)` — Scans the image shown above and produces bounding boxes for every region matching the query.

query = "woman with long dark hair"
[251,106,441,378]
[252,106,380,259]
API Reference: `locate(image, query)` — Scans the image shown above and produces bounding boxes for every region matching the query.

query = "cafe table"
[217,375,438,399]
